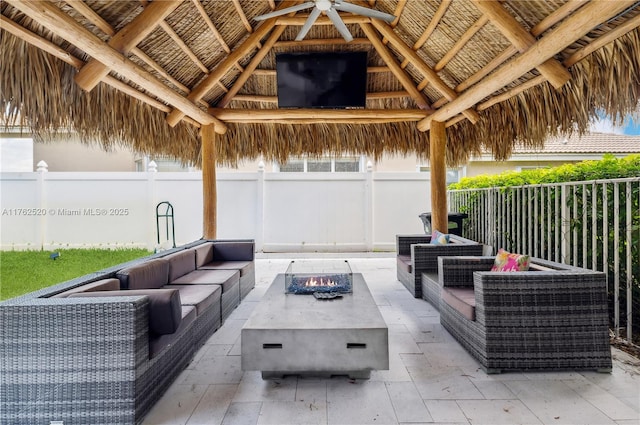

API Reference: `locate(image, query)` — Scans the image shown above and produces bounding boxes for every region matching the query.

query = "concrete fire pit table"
[241,272,389,379]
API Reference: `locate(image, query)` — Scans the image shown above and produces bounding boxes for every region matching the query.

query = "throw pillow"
[491,248,530,272]
[430,230,450,245]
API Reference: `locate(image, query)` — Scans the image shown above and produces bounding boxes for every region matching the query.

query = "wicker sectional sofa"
[0,239,254,425]
[396,234,485,299]
[437,255,612,373]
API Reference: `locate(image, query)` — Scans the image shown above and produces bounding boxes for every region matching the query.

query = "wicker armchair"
[396,234,484,299]
[437,256,612,373]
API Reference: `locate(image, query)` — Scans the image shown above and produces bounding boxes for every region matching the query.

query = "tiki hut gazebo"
[2,0,639,237]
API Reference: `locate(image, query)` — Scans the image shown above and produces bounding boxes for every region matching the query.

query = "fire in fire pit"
[285,260,353,294]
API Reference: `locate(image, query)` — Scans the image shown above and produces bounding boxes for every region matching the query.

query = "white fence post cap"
[36,160,49,172]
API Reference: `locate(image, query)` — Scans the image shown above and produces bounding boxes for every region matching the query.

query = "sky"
[589,113,640,135]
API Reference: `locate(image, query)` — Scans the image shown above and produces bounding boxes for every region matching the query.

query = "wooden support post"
[201,124,217,239]
[430,121,448,234]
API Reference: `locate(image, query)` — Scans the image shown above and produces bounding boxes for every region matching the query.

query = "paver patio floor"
[143,256,640,425]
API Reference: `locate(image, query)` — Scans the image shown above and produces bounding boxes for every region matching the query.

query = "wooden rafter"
[74,0,182,91]
[275,38,370,47]
[473,0,571,90]
[217,26,287,108]
[66,0,211,106]
[359,23,431,110]
[371,20,480,123]
[5,0,225,131]
[190,0,230,53]
[232,0,253,33]
[412,0,451,52]
[433,0,587,105]
[165,0,299,127]
[382,0,407,44]
[435,15,489,72]
[417,0,636,132]
[0,14,201,128]
[209,108,431,124]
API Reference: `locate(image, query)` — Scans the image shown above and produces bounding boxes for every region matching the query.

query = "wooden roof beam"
[417,0,636,132]
[275,38,370,47]
[74,0,182,92]
[191,0,230,53]
[411,0,451,53]
[473,0,571,90]
[165,0,299,127]
[382,0,407,44]
[6,0,225,132]
[209,108,431,124]
[359,23,431,110]
[370,20,480,123]
[435,15,489,72]
[217,26,287,108]
[66,0,210,106]
[0,15,203,128]
[232,0,253,33]
[432,0,587,107]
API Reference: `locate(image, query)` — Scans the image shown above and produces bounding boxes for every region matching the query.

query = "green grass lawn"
[0,248,152,300]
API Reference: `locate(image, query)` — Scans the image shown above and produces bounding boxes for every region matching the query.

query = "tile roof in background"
[515,133,640,154]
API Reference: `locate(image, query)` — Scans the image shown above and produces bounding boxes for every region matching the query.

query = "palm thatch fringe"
[2,26,639,168]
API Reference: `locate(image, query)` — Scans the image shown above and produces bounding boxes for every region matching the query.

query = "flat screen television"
[276,51,367,109]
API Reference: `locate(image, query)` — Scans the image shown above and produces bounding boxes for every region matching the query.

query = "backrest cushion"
[69,288,182,335]
[52,278,121,298]
[195,242,214,268]
[117,258,169,289]
[491,248,530,272]
[430,230,450,245]
[212,241,254,261]
[164,249,196,281]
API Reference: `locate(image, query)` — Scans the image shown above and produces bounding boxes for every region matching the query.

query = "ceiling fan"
[254,0,396,42]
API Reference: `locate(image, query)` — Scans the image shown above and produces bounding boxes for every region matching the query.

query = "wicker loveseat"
[0,239,254,425]
[437,256,612,373]
[396,234,485,299]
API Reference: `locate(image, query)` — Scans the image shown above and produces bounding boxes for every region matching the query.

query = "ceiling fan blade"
[326,7,353,42]
[334,0,396,23]
[254,1,316,21]
[295,8,322,41]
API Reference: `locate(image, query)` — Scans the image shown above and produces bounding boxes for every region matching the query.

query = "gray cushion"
[171,269,239,293]
[168,284,221,315]
[198,260,253,276]
[149,305,196,358]
[163,249,196,281]
[117,258,169,290]
[441,287,476,321]
[212,242,254,261]
[397,255,412,274]
[52,278,120,298]
[195,243,214,268]
[69,288,182,335]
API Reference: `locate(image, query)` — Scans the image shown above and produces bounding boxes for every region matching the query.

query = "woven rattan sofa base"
[396,234,484,298]
[420,272,440,310]
[0,239,253,425]
[438,256,612,374]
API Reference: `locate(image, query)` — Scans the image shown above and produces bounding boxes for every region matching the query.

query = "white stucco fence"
[0,167,431,252]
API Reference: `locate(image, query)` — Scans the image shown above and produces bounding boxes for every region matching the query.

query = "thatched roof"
[1,0,639,167]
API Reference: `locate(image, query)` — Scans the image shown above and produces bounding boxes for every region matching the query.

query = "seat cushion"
[69,288,182,335]
[116,258,169,290]
[397,255,412,274]
[441,287,476,321]
[163,249,196,281]
[168,284,221,315]
[149,305,196,358]
[171,269,239,293]
[198,260,253,276]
